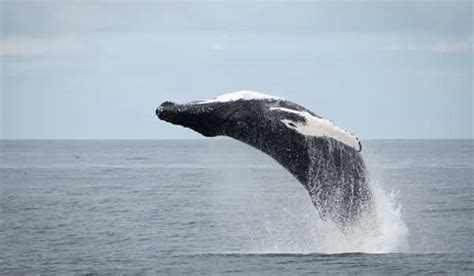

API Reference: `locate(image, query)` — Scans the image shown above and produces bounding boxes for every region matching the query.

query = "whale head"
[156,91,281,137]
[156,101,227,137]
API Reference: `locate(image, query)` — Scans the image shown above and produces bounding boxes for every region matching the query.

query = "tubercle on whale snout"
[160,101,176,107]
[156,101,182,121]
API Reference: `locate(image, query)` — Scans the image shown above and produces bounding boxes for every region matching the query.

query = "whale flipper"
[156,91,372,227]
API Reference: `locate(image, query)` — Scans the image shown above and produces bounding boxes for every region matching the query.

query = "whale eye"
[288,122,297,128]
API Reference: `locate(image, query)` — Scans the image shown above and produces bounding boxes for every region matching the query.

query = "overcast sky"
[1,0,472,139]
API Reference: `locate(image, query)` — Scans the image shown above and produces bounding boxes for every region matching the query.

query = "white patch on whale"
[198,90,282,104]
[270,107,361,151]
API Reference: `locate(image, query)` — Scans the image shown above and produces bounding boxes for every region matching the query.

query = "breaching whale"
[156,91,372,227]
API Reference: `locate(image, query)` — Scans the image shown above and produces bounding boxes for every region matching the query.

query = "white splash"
[309,181,409,254]
[270,107,361,152]
[244,179,409,254]
[199,90,282,104]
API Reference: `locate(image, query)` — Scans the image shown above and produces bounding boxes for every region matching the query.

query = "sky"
[1,0,472,139]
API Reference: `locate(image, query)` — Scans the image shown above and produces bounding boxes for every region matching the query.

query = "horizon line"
[1,138,473,141]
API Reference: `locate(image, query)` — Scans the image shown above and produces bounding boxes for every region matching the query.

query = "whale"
[156,90,372,227]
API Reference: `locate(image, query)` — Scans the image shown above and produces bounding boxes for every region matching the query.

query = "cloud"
[0,36,85,57]
[2,1,472,38]
[384,40,473,53]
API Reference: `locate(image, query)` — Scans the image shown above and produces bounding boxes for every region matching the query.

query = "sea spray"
[304,138,372,228]
[205,139,409,254]
[300,138,409,253]
[208,139,409,254]
[308,180,409,254]
[242,179,409,254]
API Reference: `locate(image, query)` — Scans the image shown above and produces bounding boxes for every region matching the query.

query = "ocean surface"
[1,139,473,274]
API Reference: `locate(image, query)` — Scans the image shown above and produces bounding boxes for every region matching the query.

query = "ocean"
[1,139,473,274]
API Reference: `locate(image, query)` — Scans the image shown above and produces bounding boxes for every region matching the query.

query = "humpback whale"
[156,91,372,227]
